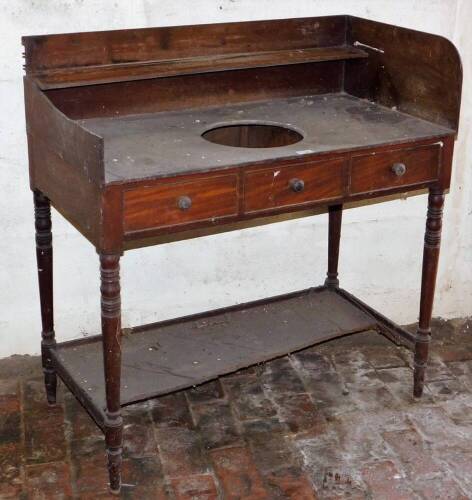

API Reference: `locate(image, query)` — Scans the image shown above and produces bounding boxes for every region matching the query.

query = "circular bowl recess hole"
[201,123,303,148]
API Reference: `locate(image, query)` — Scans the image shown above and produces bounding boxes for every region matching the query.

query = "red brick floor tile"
[300,369,358,417]
[155,426,208,478]
[413,477,468,499]
[292,350,334,378]
[332,350,372,376]
[423,354,456,382]
[0,393,20,412]
[426,378,468,401]
[440,393,472,424]
[331,412,395,462]
[343,370,397,413]
[447,360,472,391]
[210,446,268,499]
[432,343,472,363]
[120,456,168,499]
[406,405,472,452]
[186,380,225,404]
[376,366,435,405]
[263,467,317,499]
[440,449,472,493]
[170,474,218,500]
[361,460,414,499]
[271,393,327,437]
[25,461,72,499]
[318,465,367,499]
[243,416,288,436]
[123,420,157,459]
[428,318,459,345]
[250,436,299,475]
[64,394,102,442]
[383,428,442,479]
[0,442,23,498]
[0,394,21,445]
[360,345,409,369]
[222,375,277,422]
[191,401,242,450]
[71,436,110,496]
[295,431,353,493]
[78,493,117,500]
[150,392,194,429]
[262,358,306,394]
[23,379,61,412]
[0,379,19,396]
[243,418,299,474]
[3,317,472,497]
[24,408,67,464]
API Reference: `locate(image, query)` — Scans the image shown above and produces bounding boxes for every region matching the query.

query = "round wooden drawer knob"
[289,178,305,193]
[177,195,192,210]
[391,163,407,177]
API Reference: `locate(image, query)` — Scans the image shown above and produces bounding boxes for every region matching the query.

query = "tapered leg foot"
[34,191,57,405]
[413,189,444,397]
[106,419,123,494]
[100,254,123,493]
[413,369,425,398]
[413,330,430,398]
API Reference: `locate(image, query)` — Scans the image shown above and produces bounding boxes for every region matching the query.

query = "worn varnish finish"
[33,191,57,405]
[23,16,462,493]
[325,204,343,288]
[414,189,446,397]
[100,254,123,493]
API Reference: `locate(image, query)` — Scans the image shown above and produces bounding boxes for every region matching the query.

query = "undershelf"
[35,45,367,89]
[51,286,415,427]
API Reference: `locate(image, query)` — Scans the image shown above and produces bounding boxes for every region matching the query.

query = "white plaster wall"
[0,0,470,358]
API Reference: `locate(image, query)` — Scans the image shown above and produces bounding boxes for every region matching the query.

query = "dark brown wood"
[124,174,238,232]
[33,190,57,405]
[23,16,347,80]
[414,189,445,397]
[46,61,345,120]
[24,78,103,184]
[243,158,345,214]
[345,16,462,131]
[325,204,343,287]
[100,254,123,494]
[33,45,367,90]
[350,143,441,195]
[23,16,462,492]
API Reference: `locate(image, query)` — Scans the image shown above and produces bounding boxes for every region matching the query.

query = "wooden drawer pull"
[289,178,305,193]
[391,163,407,177]
[177,195,192,210]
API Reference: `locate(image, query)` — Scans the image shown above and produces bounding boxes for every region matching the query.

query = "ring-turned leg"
[33,190,57,405]
[100,254,123,494]
[414,189,445,397]
[325,204,343,288]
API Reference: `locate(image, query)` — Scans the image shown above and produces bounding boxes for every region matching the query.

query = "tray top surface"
[79,93,453,183]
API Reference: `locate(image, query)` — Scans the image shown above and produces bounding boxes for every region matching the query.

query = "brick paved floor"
[1,317,472,499]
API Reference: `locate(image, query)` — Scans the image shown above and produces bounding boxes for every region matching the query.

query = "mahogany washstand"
[23,16,462,493]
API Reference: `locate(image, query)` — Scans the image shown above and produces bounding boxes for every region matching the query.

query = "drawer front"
[350,145,440,195]
[243,158,345,213]
[124,174,238,232]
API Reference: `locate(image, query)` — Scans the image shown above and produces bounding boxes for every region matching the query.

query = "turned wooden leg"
[325,204,343,288]
[33,190,57,405]
[100,254,123,494]
[414,189,445,397]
